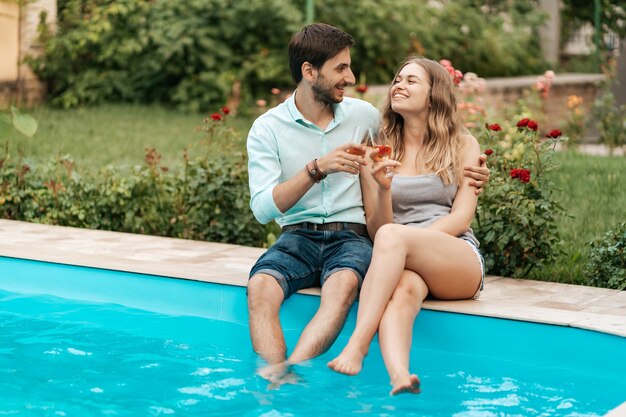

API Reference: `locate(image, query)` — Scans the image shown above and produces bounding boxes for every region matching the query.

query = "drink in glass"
[344,126,368,178]
[370,131,394,178]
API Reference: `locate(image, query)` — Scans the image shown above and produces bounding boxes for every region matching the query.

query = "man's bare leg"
[247,274,288,382]
[287,270,359,364]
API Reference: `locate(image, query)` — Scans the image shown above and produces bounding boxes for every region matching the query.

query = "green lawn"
[9,104,251,169]
[530,151,626,285]
[5,105,625,285]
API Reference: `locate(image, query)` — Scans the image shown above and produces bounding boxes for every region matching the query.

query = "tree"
[561,0,626,50]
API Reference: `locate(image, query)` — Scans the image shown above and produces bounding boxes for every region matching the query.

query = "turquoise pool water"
[1,256,625,417]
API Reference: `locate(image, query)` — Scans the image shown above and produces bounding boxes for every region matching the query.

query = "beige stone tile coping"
[606,402,626,417]
[1,219,625,339]
[2,219,625,416]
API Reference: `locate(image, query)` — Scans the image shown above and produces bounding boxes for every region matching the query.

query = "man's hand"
[315,143,368,175]
[464,154,490,195]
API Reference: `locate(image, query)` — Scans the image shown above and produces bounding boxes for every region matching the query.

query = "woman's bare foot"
[390,374,421,395]
[327,345,367,376]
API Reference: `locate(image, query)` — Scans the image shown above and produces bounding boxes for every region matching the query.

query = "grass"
[530,151,626,285]
[5,104,625,285]
[7,104,252,170]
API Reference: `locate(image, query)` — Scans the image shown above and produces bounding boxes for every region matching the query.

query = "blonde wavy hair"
[381,56,465,185]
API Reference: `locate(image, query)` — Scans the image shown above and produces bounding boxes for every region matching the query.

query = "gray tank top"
[391,174,479,247]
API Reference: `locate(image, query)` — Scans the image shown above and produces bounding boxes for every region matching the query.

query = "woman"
[327,56,484,395]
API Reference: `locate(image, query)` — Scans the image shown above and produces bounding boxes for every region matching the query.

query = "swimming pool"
[2,255,625,417]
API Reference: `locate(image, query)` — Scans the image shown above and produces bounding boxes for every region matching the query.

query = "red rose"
[210,113,222,121]
[484,149,494,156]
[453,69,463,85]
[516,118,530,128]
[487,123,502,132]
[220,106,230,115]
[510,168,531,183]
[356,84,368,93]
[546,129,562,138]
[520,170,531,183]
[527,120,538,131]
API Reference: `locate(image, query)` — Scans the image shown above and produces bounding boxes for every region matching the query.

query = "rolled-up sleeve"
[247,120,283,224]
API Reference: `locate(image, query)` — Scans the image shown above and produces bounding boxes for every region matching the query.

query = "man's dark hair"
[288,23,354,84]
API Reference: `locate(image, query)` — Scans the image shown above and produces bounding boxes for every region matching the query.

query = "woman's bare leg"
[327,226,409,375]
[328,224,481,376]
[378,270,428,395]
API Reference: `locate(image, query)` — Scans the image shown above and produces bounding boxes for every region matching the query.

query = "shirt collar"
[285,91,306,124]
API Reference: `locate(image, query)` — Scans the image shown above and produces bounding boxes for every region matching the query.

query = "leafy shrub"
[588,57,626,153]
[409,0,547,77]
[448,59,567,278]
[318,0,546,82]
[473,119,566,277]
[30,0,302,111]
[31,0,549,109]
[585,223,626,290]
[315,0,421,84]
[591,88,626,154]
[0,148,276,248]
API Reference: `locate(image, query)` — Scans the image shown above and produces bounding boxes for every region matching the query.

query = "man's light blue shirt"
[247,93,381,227]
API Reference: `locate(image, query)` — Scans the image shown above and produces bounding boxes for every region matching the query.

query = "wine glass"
[370,130,394,178]
[344,126,368,178]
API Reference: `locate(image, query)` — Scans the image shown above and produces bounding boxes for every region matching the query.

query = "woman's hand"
[369,148,401,189]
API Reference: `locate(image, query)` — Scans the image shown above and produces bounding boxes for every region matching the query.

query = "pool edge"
[1,219,625,340]
[605,401,626,417]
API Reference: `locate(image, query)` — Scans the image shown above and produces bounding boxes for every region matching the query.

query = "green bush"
[0,148,276,248]
[473,119,566,277]
[591,90,626,153]
[585,223,626,290]
[391,0,548,77]
[586,58,626,154]
[314,0,421,84]
[31,0,548,109]
[30,0,302,111]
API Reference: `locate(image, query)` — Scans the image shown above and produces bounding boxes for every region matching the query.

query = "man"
[246,23,488,383]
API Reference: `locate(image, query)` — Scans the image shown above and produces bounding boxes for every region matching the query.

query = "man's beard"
[311,74,343,104]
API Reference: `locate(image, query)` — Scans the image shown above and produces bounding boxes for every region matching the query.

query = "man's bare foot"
[258,361,303,390]
[266,370,302,390]
[327,345,367,376]
[390,374,421,395]
[257,361,288,383]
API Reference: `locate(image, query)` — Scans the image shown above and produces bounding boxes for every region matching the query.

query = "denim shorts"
[249,229,373,300]
[461,238,485,299]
